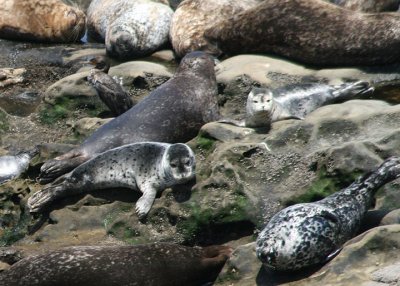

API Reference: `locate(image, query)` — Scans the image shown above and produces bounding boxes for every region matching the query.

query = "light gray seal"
[0,243,232,286]
[87,55,135,116]
[204,0,400,66]
[38,51,219,184]
[256,156,400,271]
[220,81,372,128]
[0,147,39,184]
[28,142,195,218]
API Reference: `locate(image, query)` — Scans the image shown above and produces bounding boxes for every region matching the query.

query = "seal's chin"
[171,170,195,184]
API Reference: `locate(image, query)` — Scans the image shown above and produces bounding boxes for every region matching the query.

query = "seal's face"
[246,88,274,116]
[256,204,340,271]
[165,144,196,183]
[57,7,86,42]
[178,51,216,74]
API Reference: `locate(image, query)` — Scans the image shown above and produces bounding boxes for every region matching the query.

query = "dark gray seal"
[256,156,400,271]
[204,0,400,66]
[327,0,400,12]
[38,51,219,183]
[28,142,195,218]
[0,147,38,184]
[87,55,135,116]
[0,243,232,286]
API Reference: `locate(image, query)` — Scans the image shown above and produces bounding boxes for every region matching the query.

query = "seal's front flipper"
[217,118,246,127]
[135,185,157,219]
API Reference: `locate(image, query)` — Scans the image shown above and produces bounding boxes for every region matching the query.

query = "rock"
[370,263,400,285]
[72,117,113,139]
[0,68,26,87]
[379,209,400,226]
[0,91,41,117]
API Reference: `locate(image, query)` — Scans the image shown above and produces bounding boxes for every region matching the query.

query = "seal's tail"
[333,81,374,100]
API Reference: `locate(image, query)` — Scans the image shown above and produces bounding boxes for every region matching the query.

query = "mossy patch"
[39,96,107,124]
[0,211,31,247]
[284,167,363,206]
[196,133,216,152]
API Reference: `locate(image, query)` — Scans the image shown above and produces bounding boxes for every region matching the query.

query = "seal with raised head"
[38,51,219,184]
[0,147,39,185]
[256,156,400,271]
[220,81,372,128]
[0,0,85,43]
[204,0,400,66]
[29,142,195,218]
[0,243,232,286]
[87,55,135,116]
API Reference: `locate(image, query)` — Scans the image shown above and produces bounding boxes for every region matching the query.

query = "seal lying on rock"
[87,55,135,116]
[0,243,232,286]
[38,51,219,184]
[204,0,400,66]
[221,81,373,128]
[256,156,400,271]
[29,142,195,218]
[0,147,38,184]
[0,0,85,43]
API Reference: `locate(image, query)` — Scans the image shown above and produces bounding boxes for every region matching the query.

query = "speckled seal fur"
[0,0,85,43]
[38,51,219,184]
[170,0,261,58]
[204,0,400,66]
[0,147,38,184]
[256,157,400,271]
[327,0,400,12]
[28,142,195,218]
[245,81,372,128]
[87,0,173,59]
[0,243,232,286]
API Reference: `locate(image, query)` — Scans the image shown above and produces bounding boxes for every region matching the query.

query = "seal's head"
[53,4,86,42]
[256,204,340,271]
[245,88,274,127]
[177,51,216,75]
[163,143,196,184]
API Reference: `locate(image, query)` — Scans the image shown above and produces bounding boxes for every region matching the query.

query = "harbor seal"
[0,0,85,43]
[256,156,400,271]
[38,51,219,184]
[204,0,400,66]
[87,55,135,116]
[327,0,400,12]
[0,147,39,185]
[170,0,261,58]
[0,243,232,286]
[28,142,195,218]
[87,0,173,59]
[220,81,373,128]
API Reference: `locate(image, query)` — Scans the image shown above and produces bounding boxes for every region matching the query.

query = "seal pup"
[256,156,400,271]
[87,55,135,116]
[0,243,232,286]
[0,0,85,43]
[28,142,195,218]
[220,81,373,128]
[0,147,39,185]
[38,51,219,184]
[204,0,400,66]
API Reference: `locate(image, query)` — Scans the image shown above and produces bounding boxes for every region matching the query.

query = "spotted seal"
[0,0,85,43]
[256,156,400,271]
[0,243,232,286]
[327,0,400,12]
[204,0,400,66]
[0,147,39,184]
[220,81,372,128]
[28,142,195,218]
[38,51,219,184]
[87,55,135,116]
[87,0,173,59]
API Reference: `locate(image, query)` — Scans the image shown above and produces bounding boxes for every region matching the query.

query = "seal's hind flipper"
[38,156,87,184]
[27,185,63,213]
[333,81,374,100]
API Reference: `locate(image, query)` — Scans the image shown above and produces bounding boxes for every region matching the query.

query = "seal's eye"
[253,100,258,103]
[170,162,177,168]
[266,100,271,102]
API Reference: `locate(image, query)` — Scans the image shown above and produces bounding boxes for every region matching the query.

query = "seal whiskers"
[256,156,400,271]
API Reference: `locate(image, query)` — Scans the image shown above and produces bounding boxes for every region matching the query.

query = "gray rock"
[371,263,400,284]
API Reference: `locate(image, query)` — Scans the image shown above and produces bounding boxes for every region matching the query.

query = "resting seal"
[170,0,261,58]
[38,51,219,183]
[327,0,400,12]
[28,142,195,218]
[204,0,400,66]
[0,147,38,184]
[87,55,135,116]
[256,157,400,271]
[0,243,232,286]
[0,0,85,43]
